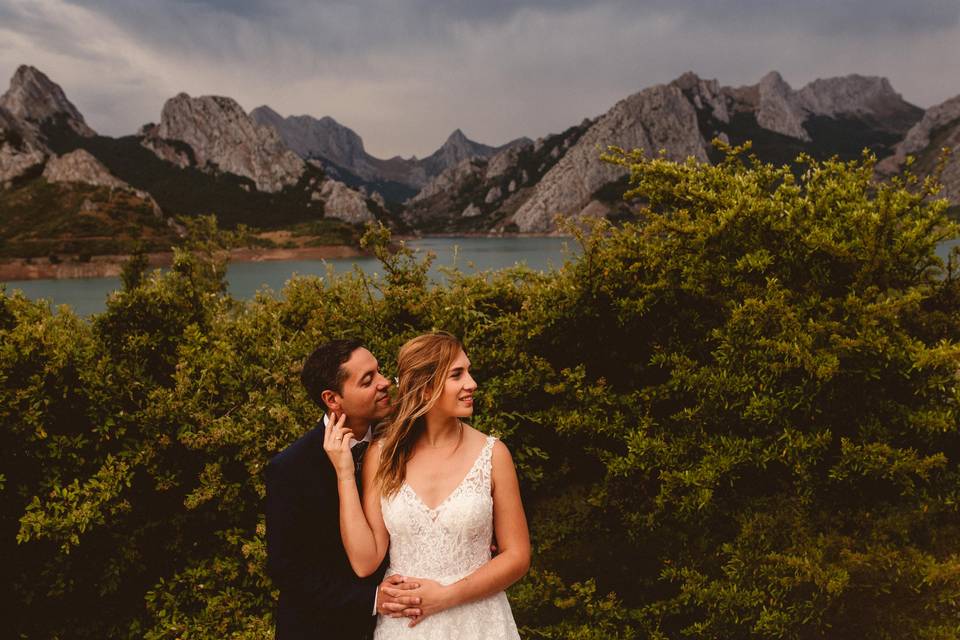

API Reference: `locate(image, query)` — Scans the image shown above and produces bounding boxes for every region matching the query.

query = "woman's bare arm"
[325,420,391,577]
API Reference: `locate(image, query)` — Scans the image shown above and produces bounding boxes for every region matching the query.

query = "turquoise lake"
[2,237,578,317]
[5,235,959,318]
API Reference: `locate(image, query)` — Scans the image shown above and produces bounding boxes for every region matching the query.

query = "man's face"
[334,347,392,425]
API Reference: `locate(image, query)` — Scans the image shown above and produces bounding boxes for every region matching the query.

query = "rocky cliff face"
[403,122,590,232]
[252,105,428,194]
[0,65,95,137]
[316,178,376,224]
[0,105,47,184]
[252,106,366,169]
[42,149,128,189]
[404,70,923,234]
[724,71,921,142]
[510,83,710,232]
[877,94,960,206]
[420,129,498,177]
[145,93,305,192]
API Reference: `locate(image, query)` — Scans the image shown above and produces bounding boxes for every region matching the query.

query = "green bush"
[3,148,960,639]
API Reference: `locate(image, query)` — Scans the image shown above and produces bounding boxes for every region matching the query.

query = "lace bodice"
[380,435,496,585]
[375,435,520,639]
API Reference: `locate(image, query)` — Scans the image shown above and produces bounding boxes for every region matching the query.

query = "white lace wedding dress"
[375,435,521,639]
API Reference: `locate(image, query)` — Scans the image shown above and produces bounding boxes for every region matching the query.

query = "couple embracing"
[265,332,530,639]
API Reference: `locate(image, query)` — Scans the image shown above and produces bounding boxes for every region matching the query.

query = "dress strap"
[478,435,497,491]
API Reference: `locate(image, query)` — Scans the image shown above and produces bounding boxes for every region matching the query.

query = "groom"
[265,339,421,639]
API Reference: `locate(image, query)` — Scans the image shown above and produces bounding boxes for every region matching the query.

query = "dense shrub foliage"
[3,147,960,639]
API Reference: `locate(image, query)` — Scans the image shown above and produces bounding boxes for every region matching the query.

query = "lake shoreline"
[0,244,366,281]
[1,231,573,281]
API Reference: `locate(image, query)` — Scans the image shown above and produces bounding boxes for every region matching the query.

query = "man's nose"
[377,374,390,389]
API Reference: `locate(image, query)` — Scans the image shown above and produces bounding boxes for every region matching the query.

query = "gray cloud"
[1,0,959,156]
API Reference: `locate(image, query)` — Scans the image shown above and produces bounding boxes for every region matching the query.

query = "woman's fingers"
[382,587,421,599]
[381,596,420,609]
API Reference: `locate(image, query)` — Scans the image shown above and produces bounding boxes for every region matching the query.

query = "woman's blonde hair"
[376,331,464,497]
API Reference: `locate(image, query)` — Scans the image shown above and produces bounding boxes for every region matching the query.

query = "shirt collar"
[322,413,372,448]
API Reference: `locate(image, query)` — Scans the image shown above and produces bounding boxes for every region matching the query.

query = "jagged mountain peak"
[435,128,489,155]
[0,65,94,136]
[250,104,282,120]
[760,70,789,86]
[251,106,368,166]
[446,128,468,142]
[796,74,913,121]
[147,91,305,193]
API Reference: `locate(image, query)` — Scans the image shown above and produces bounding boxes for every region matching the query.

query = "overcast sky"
[1,0,958,158]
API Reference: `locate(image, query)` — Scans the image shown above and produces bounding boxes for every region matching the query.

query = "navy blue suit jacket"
[265,423,387,640]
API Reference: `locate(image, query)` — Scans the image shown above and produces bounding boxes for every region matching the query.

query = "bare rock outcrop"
[878,95,960,170]
[877,94,960,203]
[420,129,501,177]
[0,105,47,184]
[755,71,810,141]
[485,140,533,179]
[795,75,915,124]
[411,158,485,204]
[510,83,709,233]
[42,149,127,188]
[318,179,375,224]
[672,72,729,123]
[252,106,366,169]
[724,71,921,142]
[253,106,429,188]
[0,65,95,137]
[146,93,304,192]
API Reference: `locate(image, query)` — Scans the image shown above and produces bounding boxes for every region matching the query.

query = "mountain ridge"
[2,63,954,256]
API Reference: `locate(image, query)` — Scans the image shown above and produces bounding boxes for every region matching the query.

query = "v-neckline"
[402,437,491,512]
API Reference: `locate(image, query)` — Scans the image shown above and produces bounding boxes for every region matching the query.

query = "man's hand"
[377,574,422,619]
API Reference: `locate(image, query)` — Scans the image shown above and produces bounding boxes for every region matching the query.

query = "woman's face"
[429,349,476,419]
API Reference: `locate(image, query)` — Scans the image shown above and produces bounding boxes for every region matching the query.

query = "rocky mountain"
[42,148,129,189]
[0,65,95,138]
[1,63,951,258]
[251,106,367,171]
[877,93,960,209]
[142,93,305,193]
[0,66,390,259]
[251,106,531,203]
[0,105,47,184]
[403,122,591,232]
[511,82,710,232]
[404,70,925,233]
[251,105,426,200]
[420,129,500,177]
[0,64,97,185]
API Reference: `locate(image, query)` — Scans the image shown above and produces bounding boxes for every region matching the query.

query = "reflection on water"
[2,237,577,317]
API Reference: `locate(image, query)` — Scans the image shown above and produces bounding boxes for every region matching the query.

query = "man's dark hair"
[301,339,364,410]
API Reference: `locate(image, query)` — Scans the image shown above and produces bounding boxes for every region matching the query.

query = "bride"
[323,332,530,639]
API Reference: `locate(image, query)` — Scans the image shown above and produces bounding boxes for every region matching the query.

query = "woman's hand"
[405,578,457,627]
[322,412,356,479]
